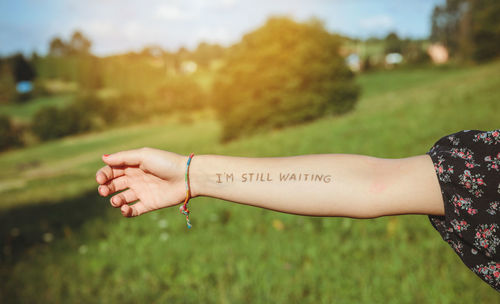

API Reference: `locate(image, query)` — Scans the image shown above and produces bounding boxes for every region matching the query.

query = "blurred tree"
[31,106,62,140]
[192,42,225,68]
[431,0,469,57]
[156,76,206,111]
[140,45,165,58]
[384,32,403,54]
[431,0,500,61]
[469,0,500,61]
[77,56,102,92]
[46,31,95,83]
[10,53,36,83]
[0,63,16,103]
[361,56,373,72]
[212,16,359,142]
[49,37,68,57]
[31,96,104,141]
[101,52,165,96]
[403,41,431,65]
[68,31,92,55]
[30,51,40,62]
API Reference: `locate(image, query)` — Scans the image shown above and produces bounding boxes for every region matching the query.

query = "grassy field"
[1,62,499,303]
[0,94,74,123]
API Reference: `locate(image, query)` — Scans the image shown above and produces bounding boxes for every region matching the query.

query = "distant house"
[346,53,361,72]
[385,53,403,66]
[427,43,449,64]
[180,60,198,74]
[16,81,33,94]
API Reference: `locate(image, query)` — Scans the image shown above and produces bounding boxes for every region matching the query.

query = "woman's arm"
[95,148,444,218]
[189,153,444,218]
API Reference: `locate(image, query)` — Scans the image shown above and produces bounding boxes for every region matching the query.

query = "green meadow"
[1,94,74,123]
[1,61,499,303]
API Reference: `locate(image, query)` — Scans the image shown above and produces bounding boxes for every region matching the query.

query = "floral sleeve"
[426,129,500,292]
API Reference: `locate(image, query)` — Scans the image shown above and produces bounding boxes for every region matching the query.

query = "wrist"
[189,154,208,198]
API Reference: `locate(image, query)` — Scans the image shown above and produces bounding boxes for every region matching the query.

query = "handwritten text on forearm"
[215,172,333,183]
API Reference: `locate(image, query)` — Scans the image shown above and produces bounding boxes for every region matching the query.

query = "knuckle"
[110,195,121,207]
[105,166,113,178]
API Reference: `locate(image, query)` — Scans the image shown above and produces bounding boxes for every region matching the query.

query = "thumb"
[102,148,145,166]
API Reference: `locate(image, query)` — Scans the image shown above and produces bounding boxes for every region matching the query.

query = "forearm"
[189,153,443,218]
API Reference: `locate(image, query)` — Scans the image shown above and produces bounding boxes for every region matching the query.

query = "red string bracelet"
[179,153,194,228]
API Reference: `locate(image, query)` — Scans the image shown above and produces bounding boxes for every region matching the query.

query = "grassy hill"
[1,61,499,303]
[0,94,74,123]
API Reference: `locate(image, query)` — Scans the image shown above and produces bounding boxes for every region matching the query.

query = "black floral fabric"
[426,129,500,292]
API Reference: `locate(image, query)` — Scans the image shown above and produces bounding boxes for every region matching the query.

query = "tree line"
[1,17,360,150]
[2,3,499,151]
[431,0,500,61]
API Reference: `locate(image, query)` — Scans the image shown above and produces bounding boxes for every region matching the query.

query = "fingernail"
[103,154,110,157]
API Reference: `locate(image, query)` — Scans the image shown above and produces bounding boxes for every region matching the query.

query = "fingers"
[98,176,128,196]
[97,148,153,218]
[110,189,138,208]
[121,202,149,217]
[106,185,148,217]
[102,149,145,167]
[95,165,125,185]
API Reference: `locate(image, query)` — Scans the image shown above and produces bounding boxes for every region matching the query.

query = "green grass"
[356,64,470,98]
[0,94,74,122]
[1,62,500,303]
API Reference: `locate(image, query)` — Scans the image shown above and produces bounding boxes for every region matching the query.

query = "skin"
[95,147,445,218]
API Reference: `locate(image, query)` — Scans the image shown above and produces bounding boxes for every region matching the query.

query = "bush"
[105,93,148,122]
[31,104,94,141]
[31,95,105,141]
[30,93,133,141]
[0,115,23,151]
[403,42,431,65]
[31,106,66,140]
[212,17,360,142]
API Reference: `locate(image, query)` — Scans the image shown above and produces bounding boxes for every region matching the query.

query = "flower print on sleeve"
[473,224,500,258]
[486,201,500,216]
[484,152,500,172]
[459,169,487,198]
[448,239,465,256]
[434,155,454,183]
[450,194,478,216]
[472,130,500,145]
[450,147,481,168]
[426,129,500,292]
[473,262,500,290]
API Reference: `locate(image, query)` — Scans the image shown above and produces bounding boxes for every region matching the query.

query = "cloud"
[219,0,237,7]
[154,0,238,21]
[195,26,232,45]
[360,14,394,30]
[155,4,196,20]
[85,21,115,39]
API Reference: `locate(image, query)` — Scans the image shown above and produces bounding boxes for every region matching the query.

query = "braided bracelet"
[179,153,194,229]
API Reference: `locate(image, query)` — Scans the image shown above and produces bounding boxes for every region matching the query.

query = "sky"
[0,0,443,56]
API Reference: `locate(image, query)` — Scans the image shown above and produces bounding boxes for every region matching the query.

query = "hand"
[95,147,189,217]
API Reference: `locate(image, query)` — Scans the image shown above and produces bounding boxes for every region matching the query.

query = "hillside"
[1,61,499,303]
